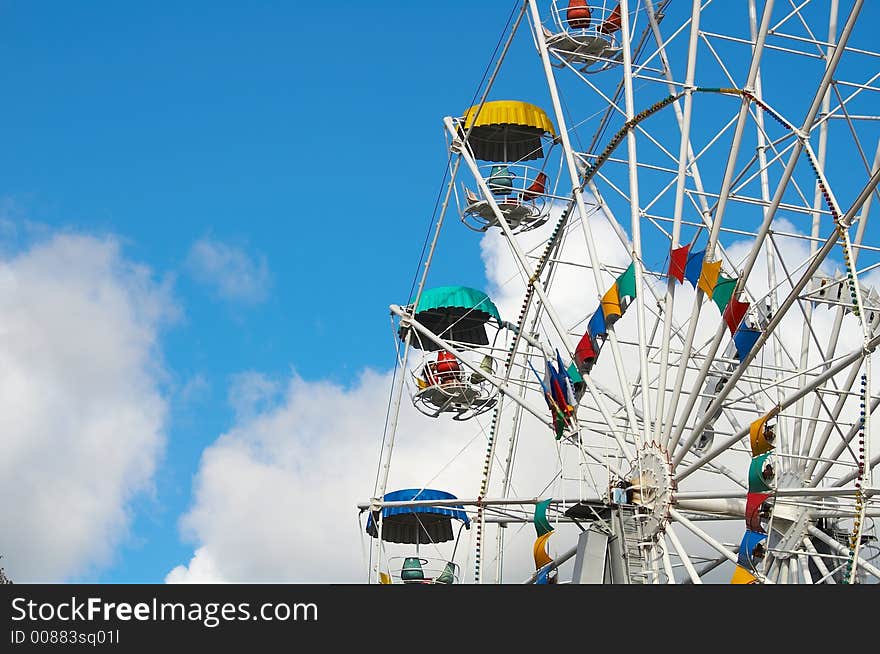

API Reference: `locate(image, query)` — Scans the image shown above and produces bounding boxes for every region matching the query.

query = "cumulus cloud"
[185,238,270,304]
[168,204,626,584]
[227,371,282,421]
[0,233,172,581]
[168,369,493,583]
[170,201,879,584]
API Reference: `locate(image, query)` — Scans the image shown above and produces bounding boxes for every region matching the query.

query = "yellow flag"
[731,565,758,584]
[698,260,722,298]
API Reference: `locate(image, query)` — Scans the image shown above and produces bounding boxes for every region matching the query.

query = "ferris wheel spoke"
[676,342,873,483]
[803,160,880,475]
[808,524,880,581]
[667,508,743,573]
[735,0,788,429]
[672,190,880,471]
[449,119,638,452]
[667,1,866,466]
[801,200,878,462]
[646,0,703,444]
[674,497,745,520]
[798,550,815,585]
[664,525,702,584]
[616,0,657,447]
[810,391,880,487]
[764,232,853,464]
[657,533,676,584]
[793,55,868,466]
[749,5,824,453]
[801,537,837,584]
[834,447,880,489]
[663,1,777,454]
[530,2,650,449]
[682,551,738,584]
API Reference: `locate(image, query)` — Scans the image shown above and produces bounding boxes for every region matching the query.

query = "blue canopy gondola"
[366,489,471,544]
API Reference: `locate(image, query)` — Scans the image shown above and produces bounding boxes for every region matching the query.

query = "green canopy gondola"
[400,286,502,351]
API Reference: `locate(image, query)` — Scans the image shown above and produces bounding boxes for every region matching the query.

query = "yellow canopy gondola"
[461,100,557,162]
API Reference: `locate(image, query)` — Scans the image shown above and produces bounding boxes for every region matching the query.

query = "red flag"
[723,296,750,334]
[669,244,690,284]
[574,330,597,372]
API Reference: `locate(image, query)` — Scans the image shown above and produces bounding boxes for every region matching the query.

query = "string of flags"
[575,246,761,375]
[574,261,637,375]
[533,498,556,584]
[530,351,579,440]
[671,244,757,351]
[536,245,763,439]
[731,408,778,583]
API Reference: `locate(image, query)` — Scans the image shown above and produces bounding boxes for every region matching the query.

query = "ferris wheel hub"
[628,442,676,540]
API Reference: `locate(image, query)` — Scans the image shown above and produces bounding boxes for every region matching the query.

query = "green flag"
[616,262,637,299]
[534,498,554,536]
[713,275,737,313]
[552,408,566,440]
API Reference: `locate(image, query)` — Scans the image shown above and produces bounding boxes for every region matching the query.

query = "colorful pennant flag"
[534,498,553,537]
[669,244,690,283]
[533,499,556,584]
[529,360,565,439]
[556,350,577,410]
[616,262,637,299]
[712,274,737,312]
[734,326,761,363]
[601,285,622,324]
[698,260,722,298]
[723,296,751,334]
[574,330,597,372]
[684,249,706,286]
[588,308,607,339]
[731,565,758,584]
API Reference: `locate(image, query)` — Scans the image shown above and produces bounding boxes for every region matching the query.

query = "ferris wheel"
[360,0,880,585]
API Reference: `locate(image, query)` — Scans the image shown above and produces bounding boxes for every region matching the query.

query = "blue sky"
[2,1,879,584]
[1,0,543,583]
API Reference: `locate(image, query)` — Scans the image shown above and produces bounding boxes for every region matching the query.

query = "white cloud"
[0,233,172,581]
[168,369,491,583]
[179,374,211,404]
[227,371,282,421]
[165,547,226,584]
[185,238,270,304]
[170,203,880,584]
